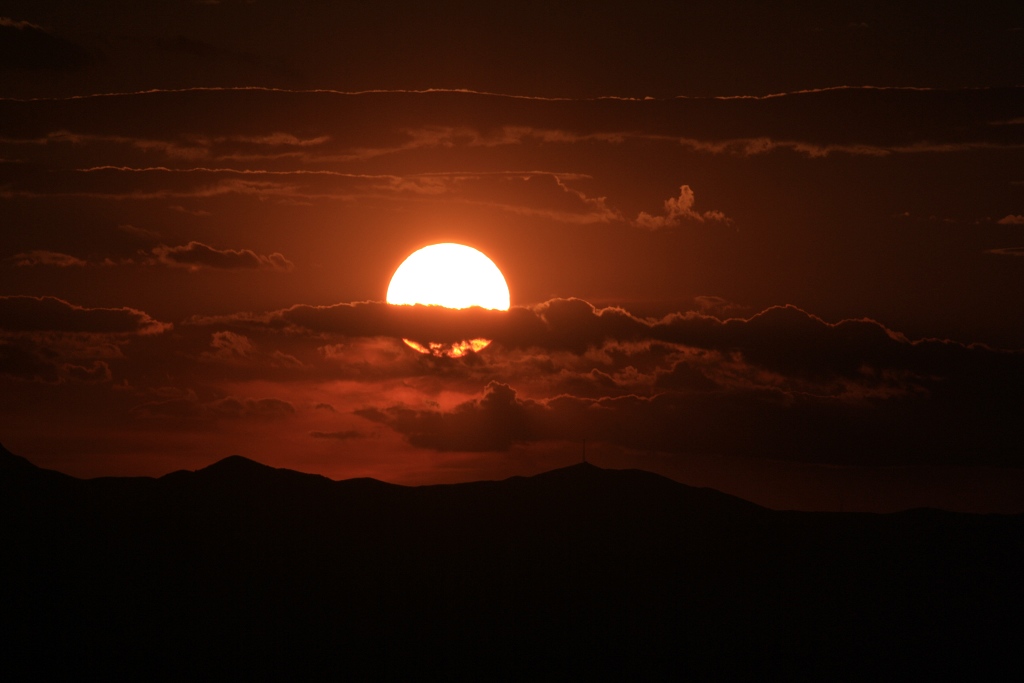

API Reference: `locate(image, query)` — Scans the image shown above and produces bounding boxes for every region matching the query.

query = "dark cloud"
[151,241,294,271]
[201,331,255,361]
[0,296,170,334]
[309,430,363,440]
[307,298,1024,467]
[996,215,1024,225]
[693,295,747,317]
[62,360,112,383]
[0,341,60,382]
[357,381,534,452]
[202,298,1023,391]
[0,18,93,71]
[453,173,620,224]
[12,250,87,267]
[360,373,1023,467]
[0,342,112,384]
[118,223,161,239]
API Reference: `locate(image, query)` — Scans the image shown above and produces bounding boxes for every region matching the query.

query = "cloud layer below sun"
[3,295,1021,476]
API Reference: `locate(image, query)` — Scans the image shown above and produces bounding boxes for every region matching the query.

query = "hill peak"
[0,443,74,483]
[201,454,272,473]
[186,454,285,482]
[0,442,38,474]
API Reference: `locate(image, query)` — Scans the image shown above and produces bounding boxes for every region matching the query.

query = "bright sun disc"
[386,243,510,357]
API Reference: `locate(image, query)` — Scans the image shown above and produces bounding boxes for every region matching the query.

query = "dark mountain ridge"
[2,444,1021,680]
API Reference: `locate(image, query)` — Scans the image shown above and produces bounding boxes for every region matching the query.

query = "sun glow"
[386,243,510,357]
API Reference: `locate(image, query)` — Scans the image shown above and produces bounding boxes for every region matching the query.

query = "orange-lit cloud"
[151,241,294,271]
[635,185,729,229]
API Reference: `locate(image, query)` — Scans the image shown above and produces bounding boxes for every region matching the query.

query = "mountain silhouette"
[2,447,1021,680]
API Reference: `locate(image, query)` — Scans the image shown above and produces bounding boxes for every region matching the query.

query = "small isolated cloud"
[151,241,294,271]
[996,215,1024,225]
[12,250,87,267]
[636,185,730,229]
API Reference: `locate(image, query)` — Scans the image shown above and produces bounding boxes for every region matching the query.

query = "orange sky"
[1,2,1022,512]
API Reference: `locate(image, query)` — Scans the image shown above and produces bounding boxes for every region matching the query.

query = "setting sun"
[386,243,510,356]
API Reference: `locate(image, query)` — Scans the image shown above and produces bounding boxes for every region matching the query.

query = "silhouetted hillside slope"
[2,446,1021,680]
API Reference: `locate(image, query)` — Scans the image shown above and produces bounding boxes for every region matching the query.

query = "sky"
[1,1,1022,512]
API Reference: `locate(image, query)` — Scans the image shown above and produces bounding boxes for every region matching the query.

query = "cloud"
[635,185,730,229]
[0,342,112,384]
[676,136,891,158]
[195,296,1022,387]
[169,205,212,216]
[309,430,364,440]
[3,157,616,225]
[357,381,534,451]
[0,17,93,71]
[0,296,170,334]
[693,295,748,317]
[118,223,161,239]
[360,364,1023,467]
[8,130,209,160]
[194,296,1020,467]
[0,341,60,382]
[226,133,332,147]
[3,286,1016,470]
[359,171,619,224]
[997,214,1024,225]
[193,297,956,378]
[12,250,87,267]
[201,331,255,361]
[986,247,1024,257]
[62,360,112,383]
[151,241,294,271]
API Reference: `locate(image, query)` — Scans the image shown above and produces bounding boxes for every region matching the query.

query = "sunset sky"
[2,1,1022,512]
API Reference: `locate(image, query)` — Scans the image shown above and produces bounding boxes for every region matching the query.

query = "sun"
[386,243,510,357]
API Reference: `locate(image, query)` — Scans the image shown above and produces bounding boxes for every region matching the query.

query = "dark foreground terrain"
[2,444,1022,680]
